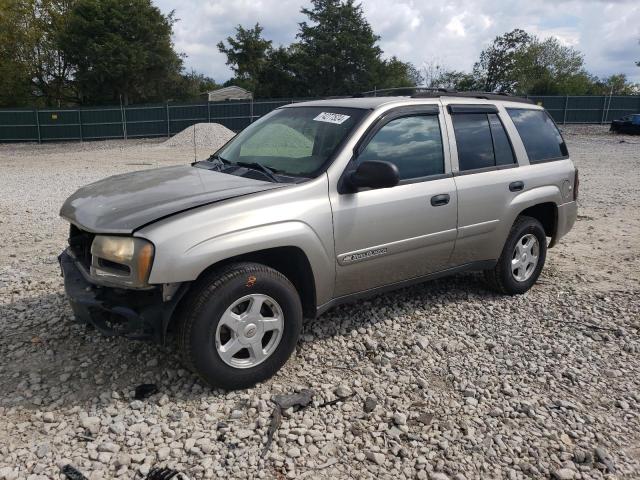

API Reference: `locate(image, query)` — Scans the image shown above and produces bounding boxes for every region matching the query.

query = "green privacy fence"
[528,95,640,125]
[1,95,639,142]
[0,99,297,142]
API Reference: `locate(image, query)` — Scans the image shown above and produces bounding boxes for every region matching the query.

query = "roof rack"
[411,90,534,104]
[357,87,533,105]
[358,87,454,97]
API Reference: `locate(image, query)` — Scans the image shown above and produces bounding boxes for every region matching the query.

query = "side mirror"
[348,160,400,191]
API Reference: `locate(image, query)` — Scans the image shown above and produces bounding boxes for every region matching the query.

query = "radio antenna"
[193,123,197,162]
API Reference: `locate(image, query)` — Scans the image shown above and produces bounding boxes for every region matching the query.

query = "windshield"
[215,106,366,178]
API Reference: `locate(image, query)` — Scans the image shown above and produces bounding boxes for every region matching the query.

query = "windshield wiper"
[235,161,280,183]
[207,153,231,164]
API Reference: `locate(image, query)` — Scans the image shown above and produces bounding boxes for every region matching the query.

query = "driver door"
[330,106,458,297]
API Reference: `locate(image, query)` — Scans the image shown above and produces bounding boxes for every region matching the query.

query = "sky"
[154,0,640,84]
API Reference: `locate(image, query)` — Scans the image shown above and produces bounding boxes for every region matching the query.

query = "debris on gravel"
[0,125,639,478]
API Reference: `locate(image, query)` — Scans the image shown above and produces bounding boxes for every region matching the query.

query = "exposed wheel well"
[193,247,317,318]
[519,202,557,239]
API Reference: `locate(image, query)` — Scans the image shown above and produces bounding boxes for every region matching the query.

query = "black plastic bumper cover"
[59,249,185,343]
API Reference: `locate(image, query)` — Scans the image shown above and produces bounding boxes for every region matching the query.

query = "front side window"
[216,106,365,178]
[507,108,568,163]
[358,115,444,180]
[452,112,516,171]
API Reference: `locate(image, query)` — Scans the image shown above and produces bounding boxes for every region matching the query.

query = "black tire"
[178,262,302,390]
[484,215,547,295]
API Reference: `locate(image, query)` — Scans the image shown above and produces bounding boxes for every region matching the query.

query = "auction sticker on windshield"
[313,112,351,125]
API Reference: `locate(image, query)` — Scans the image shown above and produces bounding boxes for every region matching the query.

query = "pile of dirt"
[162,123,235,150]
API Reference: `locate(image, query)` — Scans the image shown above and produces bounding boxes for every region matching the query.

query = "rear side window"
[507,108,568,163]
[358,115,444,180]
[451,113,515,171]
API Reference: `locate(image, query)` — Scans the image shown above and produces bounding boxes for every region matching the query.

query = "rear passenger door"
[444,102,524,265]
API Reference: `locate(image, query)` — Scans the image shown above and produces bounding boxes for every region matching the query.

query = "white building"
[207,86,253,102]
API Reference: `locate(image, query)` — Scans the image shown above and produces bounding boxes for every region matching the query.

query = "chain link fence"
[1,95,639,143]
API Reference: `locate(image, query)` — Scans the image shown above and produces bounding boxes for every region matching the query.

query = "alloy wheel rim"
[215,294,284,369]
[511,233,539,282]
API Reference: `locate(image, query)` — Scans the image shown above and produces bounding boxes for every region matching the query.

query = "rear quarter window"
[507,108,568,163]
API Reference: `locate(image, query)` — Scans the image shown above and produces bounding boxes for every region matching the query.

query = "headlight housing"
[90,236,154,288]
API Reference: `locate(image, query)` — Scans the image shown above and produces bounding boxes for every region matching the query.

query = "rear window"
[507,109,568,163]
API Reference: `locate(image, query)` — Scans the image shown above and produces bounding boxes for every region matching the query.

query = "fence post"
[207,101,211,123]
[600,95,608,125]
[35,108,41,144]
[119,96,127,140]
[563,96,569,125]
[78,109,83,141]
[166,102,170,137]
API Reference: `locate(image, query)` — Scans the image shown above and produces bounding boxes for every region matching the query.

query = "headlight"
[90,236,154,288]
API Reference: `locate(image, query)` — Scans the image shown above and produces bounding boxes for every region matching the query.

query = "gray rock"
[393,412,407,426]
[156,447,170,461]
[335,385,352,398]
[114,454,131,467]
[365,451,385,465]
[363,397,377,413]
[35,444,49,459]
[98,442,119,453]
[109,422,125,435]
[287,447,301,458]
[552,468,575,480]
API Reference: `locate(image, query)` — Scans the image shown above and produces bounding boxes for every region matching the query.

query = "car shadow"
[0,272,494,411]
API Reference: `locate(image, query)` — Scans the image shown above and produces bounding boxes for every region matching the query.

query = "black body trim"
[452,163,518,177]
[448,104,499,114]
[316,260,497,316]
[59,250,188,343]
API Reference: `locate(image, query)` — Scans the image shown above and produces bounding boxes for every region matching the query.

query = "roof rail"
[411,90,534,104]
[356,87,534,104]
[358,87,454,97]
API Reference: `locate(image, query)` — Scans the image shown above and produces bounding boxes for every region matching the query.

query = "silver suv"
[59,92,578,389]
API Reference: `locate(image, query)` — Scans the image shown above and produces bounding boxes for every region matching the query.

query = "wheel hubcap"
[511,233,539,282]
[215,294,284,369]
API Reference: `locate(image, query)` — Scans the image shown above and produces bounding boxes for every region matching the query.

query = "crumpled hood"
[60,165,283,234]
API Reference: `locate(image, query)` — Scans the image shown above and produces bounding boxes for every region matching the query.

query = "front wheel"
[178,262,303,390]
[484,216,547,295]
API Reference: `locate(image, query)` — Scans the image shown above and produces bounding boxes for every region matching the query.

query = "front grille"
[68,224,95,271]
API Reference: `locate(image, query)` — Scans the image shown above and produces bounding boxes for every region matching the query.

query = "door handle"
[430,194,450,206]
[509,181,524,192]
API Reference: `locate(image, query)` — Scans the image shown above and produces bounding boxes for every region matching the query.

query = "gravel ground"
[0,125,639,480]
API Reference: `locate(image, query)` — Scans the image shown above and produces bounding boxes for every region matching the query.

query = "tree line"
[0,0,637,108]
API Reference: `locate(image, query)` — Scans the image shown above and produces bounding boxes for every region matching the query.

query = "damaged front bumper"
[58,249,186,343]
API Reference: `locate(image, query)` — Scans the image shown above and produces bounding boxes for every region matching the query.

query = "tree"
[473,29,532,93]
[374,57,423,90]
[255,46,306,98]
[59,0,183,104]
[295,0,383,96]
[0,0,32,106]
[0,0,76,107]
[170,70,220,101]
[217,24,272,94]
[518,36,587,94]
[422,61,479,91]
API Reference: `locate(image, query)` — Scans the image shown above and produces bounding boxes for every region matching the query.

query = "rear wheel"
[484,216,547,295]
[179,262,302,389]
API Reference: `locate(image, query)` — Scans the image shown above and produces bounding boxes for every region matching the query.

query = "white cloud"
[155,0,640,83]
